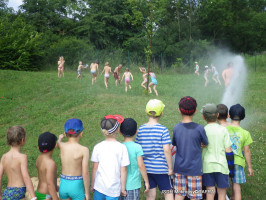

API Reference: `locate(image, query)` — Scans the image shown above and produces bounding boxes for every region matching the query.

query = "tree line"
[0,0,265,71]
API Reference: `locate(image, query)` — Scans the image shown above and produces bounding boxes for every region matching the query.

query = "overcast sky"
[7,0,23,11]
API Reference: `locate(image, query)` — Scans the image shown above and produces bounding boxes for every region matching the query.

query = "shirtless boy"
[77,61,86,79]
[121,68,134,92]
[114,64,123,86]
[36,132,58,200]
[58,118,90,200]
[139,67,148,89]
[90,61,99,85]
[0,126,36,200]
[101,62,113,89]
[222,62,234,88]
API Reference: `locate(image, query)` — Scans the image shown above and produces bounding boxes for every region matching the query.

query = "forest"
[0,0,265,71]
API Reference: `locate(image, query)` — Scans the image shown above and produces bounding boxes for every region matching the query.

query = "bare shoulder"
[45,157,57,169]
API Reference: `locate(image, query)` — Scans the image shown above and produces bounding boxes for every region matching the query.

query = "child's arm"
[163,144,173,175]
[20,155,36,199]
[101,69,104,75]
[137,156,149,193]
[57,134,64,148]
[244,145,254,176]
[91,162,99,192]
[121,73,125,81]
[0,156,4,199]
[46,161,59,200]
[130,73,133,81]
[120,166,127,197]
[82,148,90,200]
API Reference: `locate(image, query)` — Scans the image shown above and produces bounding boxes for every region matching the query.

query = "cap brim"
[105,115,124,124]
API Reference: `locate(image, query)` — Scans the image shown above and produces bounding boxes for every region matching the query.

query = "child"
[36,132,58,200]
[204,65,210,87]
[211,64,221,85]
[217,104,231,127]
[195,62,200,75]
[121,68,134,92]
[172,96,208,200]
[91,115,129,200]
[139,67,148,89]
[58,118,90,200]
[135,99,173,200]
[114,64,123,86]
[77,61,86,79]
[226,104,254,200]
[119,118,150,200]
[222,62,234,88]
[90,61,99,85]
[148,70,158,96]
[0,126,36,200]
[201,104,234,200]
[101,62,113,89]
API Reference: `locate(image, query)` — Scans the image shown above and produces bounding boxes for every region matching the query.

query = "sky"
[7,0,23,11]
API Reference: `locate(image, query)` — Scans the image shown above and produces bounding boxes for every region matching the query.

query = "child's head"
[125,68,129,72]
[64,118,84,138]
[79,61,82,65]
[120,118,137,138]
[38,132,57,153]
[101,115,124,136]
[119,64,123,68]
[6,126,26,146]
[95,60,99,64]
[201,103,218,122]
[229,104,245,121]
[178,96,197,116]
[146,99,165,118]
[105,62,109,66]
[217,104,229,120]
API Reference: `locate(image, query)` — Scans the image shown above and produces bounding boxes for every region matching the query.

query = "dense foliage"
[0,0,265,71]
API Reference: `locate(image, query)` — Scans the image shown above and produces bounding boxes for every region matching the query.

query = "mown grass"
[0,68,265,199]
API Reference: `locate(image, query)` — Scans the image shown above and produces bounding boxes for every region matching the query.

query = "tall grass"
[0,68,265,199]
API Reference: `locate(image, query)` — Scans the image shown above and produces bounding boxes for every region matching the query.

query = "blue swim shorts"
[59,174,85,200]
[91,70,96,74]
[203,172,230,188]
[148,173,172,191]
[2,187,26,200]
[94,190,119,200]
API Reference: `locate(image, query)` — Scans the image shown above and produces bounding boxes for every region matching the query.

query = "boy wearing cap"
[172,96,208,200]
[135,99,173,200]
[0,126,36,200]
[201,104,234,200]
[58,118,90,200]
[36,132,59,200]
[217,104,231,127]
[91,115,130,200]
[120,118,150,200]
[226,104,254,200]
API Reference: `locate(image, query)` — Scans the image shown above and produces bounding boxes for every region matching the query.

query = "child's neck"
[231,120,241,127]
[40,151,53,158]
[124,137,134,143]
[218,119,230,127]
[147,117,159,125]
[181,115,193,123]
[105,135,117,141]
[10,145,21,152]
[207,121,216,124]
[67,137,81,143]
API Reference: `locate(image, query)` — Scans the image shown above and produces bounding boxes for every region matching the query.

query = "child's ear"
[178,108,181,114]
[80,132,83,137]
[217,113,220,118]
[160,112,163,117]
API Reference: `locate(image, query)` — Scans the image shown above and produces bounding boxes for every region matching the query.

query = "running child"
[204,65,210,87]
[226,104,254,200]
[148,70,158,96]
[77,61,87,79]
[201,104,234,200]
[139,67,148,89]
[195,62,200,75]
[36,132,59,200]
[136,99,173,200]
[91,115,129,199]
[114,64,123,86]
[58,118,90,200]
[101,62,113,89]
[211,64,222,85]
[172,96,208,200]
[0,126,36,200]
[217,104,231,127]
[90,61,99,85]
[121,68,134,92]
[119,118,150,200]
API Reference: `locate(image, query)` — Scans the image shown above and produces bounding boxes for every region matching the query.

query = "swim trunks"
[105,74,110,78]
[114,72,119,80]
[35,190,52,200]
[125,78,130,83]
[58,66,63,70]
[91,70,96,74]
[59,174,85,200]
[2,187,26,200]
[77,70,81,75]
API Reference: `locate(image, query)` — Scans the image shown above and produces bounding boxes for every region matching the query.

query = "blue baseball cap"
[64,118,84,134]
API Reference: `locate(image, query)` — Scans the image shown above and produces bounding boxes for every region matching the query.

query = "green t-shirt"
[226,126,253,168]
[123,141,144,190]
[202,123,232,174]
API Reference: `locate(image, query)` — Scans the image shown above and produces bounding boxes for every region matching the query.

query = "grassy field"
[0,68,265,199]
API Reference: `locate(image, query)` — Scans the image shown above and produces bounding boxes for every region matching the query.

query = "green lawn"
[0,68,265,199]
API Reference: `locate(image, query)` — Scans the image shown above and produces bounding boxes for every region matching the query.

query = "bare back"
[36,154,57,194]
[103,66,112,75]
[1,151,26,187]
[90,63,98,71]
[124,72,132,79]
[59,142,88,176]
[222,68,234,87]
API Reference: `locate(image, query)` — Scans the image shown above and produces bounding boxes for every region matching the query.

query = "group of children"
[0,97,253,200]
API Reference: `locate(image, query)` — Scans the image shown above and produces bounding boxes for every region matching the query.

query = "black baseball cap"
[38,132,57,153]
[120,118,137,137]
[229,104,245,120]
